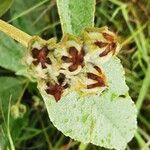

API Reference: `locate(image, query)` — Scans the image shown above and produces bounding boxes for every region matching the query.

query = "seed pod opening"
[38,73,70,102]
[82,27,120,64]
[54,34,86,76]
[23,36,57,80]
[70,63,108,95]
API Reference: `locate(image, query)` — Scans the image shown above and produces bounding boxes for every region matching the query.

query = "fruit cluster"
[24,27,120,102]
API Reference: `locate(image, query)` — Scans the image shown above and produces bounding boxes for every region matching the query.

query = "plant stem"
[0,19,31,47]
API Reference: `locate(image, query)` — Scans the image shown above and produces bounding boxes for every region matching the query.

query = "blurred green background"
[0,0,150,149]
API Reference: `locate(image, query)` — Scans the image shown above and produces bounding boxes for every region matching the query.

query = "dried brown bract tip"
[73,63,107,95]
[87,65,106,89]
[98,32,117,57]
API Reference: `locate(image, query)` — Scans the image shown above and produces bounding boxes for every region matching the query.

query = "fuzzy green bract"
[39,57,137,150]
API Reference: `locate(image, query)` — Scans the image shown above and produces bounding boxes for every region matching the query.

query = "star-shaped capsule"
[61,46,85,72]
[87,66,106,89]
[83,27,120,64]
[74,63,107,94]
[54,34,85,76]
[45,73,69,101]
[24,36,57,79]
[31,46,51,69]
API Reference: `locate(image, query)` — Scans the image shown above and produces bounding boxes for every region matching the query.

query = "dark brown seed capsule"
[46,82,63,102]
[31,46,51,69]
[45,73,69,102]
[61,46,85,72]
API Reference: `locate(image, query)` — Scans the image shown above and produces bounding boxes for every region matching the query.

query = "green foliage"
[57,0,95,35]
[0,32,26,72]
[0,77,27,150]
[9,0,50,35]
[0,0,150,150]
[0,0,13,17]
[0,77,23,114]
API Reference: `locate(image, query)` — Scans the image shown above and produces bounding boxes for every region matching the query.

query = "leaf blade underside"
[39,57,137,150]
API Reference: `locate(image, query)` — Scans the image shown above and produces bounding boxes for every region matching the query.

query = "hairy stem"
[0,19,31,47]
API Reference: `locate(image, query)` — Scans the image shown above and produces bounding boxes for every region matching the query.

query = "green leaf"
[0,77,28,150]
[0,0,13,17]
[9,0,49,35]
[0,32,32,79]
[39,57,137,150]
[0,32,26,72]
[57,0,96,35]
[0,77,22,115]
